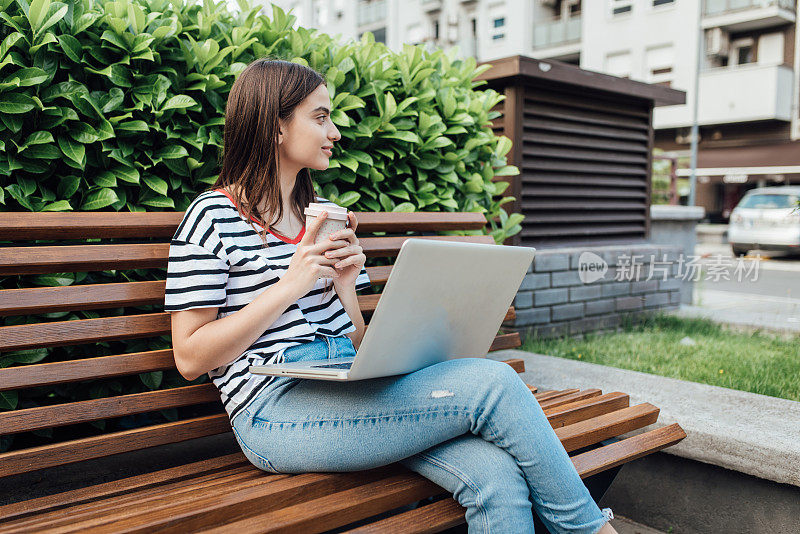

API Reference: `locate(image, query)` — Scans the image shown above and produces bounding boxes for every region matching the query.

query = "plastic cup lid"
[304,202,348,221]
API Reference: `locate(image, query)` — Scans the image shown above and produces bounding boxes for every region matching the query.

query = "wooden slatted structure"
[476,55,686,248]
[0,210,686,532]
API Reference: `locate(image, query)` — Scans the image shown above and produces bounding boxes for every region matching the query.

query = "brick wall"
[513,244,684,340]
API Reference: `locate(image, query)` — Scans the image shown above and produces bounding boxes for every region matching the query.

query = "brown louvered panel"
[523,130,648,153]
[523,173,648,188]
[524,117,648,142]
[522,185,647,199]
[522,145,648,165]
[523,91,650,120]
[524,102,649,132]
[0,350,175,391]
[0,281,167,316]
[521,224,646,238]
[0,212,486,241]
[0,313,170,352]
[0,236,494,276]
[0,244,170,275]
[0,384,220,435]
[0,414,231,477]
[523,213,646,224]
[523,158,645,176]
[522,199,645,211]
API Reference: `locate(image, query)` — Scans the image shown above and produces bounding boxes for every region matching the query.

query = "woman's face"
[278,84,341,172]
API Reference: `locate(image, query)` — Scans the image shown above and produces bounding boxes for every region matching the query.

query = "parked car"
[728,186,800,256]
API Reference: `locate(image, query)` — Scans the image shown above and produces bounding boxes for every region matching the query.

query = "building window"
[653,0,674,6]
[730,38,755,66]
[433,20,440,40]
[612,0,633,16]
[493,17,505,28]
[646,44,674,87]
[605,50,632,79]
[373,26,387,43]
[489,6,505,43]
[312,0,328,26]
[492,33,505,40]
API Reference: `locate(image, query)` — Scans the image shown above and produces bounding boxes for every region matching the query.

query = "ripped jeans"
[230,334,613,534]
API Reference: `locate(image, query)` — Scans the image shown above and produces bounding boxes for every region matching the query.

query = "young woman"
[165,59,617,534]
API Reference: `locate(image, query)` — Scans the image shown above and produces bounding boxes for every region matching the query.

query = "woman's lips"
[322,148,332,157]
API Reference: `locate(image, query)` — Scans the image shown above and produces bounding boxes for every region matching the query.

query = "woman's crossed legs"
[231,356,612,533]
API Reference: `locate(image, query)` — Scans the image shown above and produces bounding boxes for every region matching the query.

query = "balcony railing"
[356,0,387,27]
[703,0,795,17]
[532,14,581,49]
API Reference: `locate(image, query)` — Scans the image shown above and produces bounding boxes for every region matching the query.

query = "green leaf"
[41,200,72,211]
[381,131,420,143]
[12,67,48,87]
[24,131,54,146]
[143,175,168,196]
[0,391,18,410]
[80,188,118,210]
[0,93,35,114]
[115,166,140,184]
[140,195,174,208]
[93,171,116,188]
[337,191,360,207]
[161,94,197,111]
[140,371,162,389]
[116,120,149,132]
[493,165,520,177]
[392,202,416,212]
[155,145,188,159]
[37,3,68,36]
[57,33,81,62]
[57,175,81,198]
[100,30,128,51]
[57,136,85,167]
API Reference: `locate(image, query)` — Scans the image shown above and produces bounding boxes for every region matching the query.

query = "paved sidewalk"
[672,289,800,333]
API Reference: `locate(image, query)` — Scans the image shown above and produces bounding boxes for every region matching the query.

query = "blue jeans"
[230,335,613,533]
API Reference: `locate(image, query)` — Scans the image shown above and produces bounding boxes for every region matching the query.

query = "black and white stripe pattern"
[165,190,371,422]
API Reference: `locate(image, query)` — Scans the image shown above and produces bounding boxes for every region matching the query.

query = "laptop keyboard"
[310,362,353,369]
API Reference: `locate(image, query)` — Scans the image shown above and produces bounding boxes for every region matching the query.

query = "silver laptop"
[249,238,535,380]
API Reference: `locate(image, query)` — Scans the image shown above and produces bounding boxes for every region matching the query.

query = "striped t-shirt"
[164,189,371,423]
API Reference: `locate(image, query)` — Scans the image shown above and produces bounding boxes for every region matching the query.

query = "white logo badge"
[578,252,607,284]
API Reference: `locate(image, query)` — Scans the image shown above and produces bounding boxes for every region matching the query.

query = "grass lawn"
[519,314,800,402]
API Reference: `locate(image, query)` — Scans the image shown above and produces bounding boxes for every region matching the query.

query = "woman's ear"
[277,119,285,145]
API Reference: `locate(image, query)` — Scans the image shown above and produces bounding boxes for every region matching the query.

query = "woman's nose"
[329,124,341,142]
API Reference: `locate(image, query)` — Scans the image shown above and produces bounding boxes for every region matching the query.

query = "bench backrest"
[0,210,520,478]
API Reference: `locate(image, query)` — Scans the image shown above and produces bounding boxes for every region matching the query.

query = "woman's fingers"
[325,245,362,259]
[334,253,366,269]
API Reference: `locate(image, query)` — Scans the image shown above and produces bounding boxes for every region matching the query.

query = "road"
[674,243,800,333]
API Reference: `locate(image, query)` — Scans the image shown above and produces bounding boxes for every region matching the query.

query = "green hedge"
[0,0,522,241]
[0,0,521,452]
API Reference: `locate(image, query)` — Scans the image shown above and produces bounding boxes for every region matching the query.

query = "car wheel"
[731,246,748,257]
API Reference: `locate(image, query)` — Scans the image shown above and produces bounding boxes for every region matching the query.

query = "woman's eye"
[317,115,326,123]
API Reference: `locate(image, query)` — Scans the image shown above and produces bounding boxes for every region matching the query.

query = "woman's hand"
[326,211,366,290]
[281,211,349,297]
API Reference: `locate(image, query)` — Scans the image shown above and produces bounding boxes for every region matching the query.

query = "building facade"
[269,0,800,222]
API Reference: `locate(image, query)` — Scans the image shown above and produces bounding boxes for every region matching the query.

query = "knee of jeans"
[464,358,520,387]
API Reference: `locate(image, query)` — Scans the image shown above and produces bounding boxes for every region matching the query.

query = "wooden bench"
[0,210,686,532]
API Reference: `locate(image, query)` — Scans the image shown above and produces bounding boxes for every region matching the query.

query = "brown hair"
[213,59,335,297]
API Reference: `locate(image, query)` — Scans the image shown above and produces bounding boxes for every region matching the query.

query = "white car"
[728,186,800,256]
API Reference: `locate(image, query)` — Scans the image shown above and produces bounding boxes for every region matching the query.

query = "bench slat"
[0,313,170,352]
[0,414,231,477]
[0,465,264,533]
[0,384,220,435]
[543,392,631,428]
[0,453,250,523]
[60,466,406,534]
[537,388,603,410]
[555,403,661,452]
[0,281,167,316]
[0,350,174,392]
[569,423,688,478]
[0,236,494,275]
[341,498,465,534]
[197,473,444,534]
[0,212,487,240]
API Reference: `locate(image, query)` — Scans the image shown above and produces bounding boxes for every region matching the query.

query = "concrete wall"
[512,244,683,340]
[649,205,705,305]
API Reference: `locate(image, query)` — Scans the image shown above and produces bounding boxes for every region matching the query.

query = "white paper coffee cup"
[304,202,349,245]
